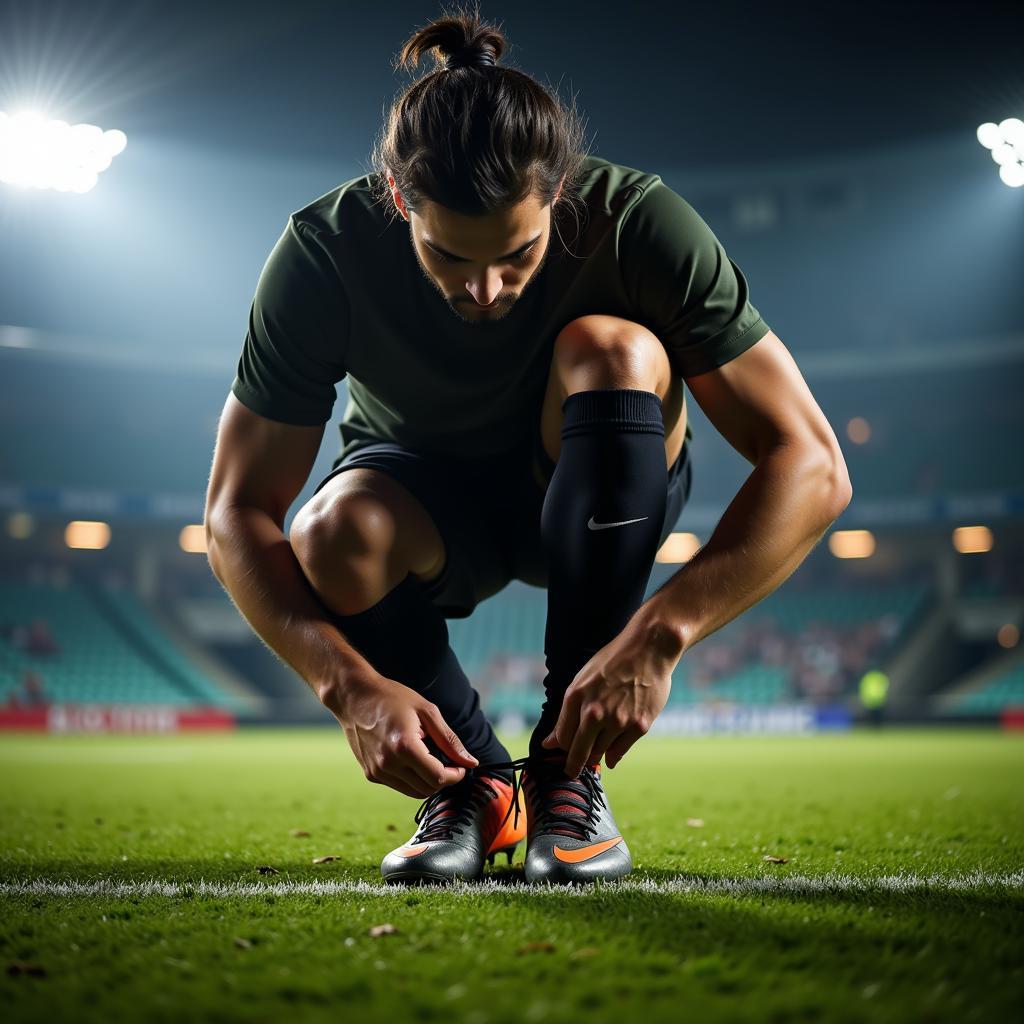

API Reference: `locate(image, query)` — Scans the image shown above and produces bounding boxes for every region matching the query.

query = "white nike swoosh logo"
[587,515,649,531]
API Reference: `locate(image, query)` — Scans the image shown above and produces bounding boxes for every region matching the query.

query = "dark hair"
[370,2,589,225]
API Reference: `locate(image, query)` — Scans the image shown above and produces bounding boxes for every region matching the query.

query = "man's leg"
[531,315,686,750]
[290,467,509,767]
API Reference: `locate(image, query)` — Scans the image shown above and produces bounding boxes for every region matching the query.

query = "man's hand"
[541,614,684,778]
[323,673,479,799]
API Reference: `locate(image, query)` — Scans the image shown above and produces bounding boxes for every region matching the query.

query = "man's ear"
[387,174,410,221]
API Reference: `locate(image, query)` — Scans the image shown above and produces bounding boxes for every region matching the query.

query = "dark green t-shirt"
[231,154,770,469]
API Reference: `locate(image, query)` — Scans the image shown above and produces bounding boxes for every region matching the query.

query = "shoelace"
[478,753,605,842]
[410,753,606,844]
[412,770,505,843]
[516,754,606,842]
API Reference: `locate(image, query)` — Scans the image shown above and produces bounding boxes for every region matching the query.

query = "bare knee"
[554,314,670,394]
[292,487,397,560]
[289,470,446,616]
[289,488,400,615]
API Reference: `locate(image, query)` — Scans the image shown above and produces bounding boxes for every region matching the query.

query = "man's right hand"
[321,674,479,799]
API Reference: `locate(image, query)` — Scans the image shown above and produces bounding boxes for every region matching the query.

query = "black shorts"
[312,426,693,619]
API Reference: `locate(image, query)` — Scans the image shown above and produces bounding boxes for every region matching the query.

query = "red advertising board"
[0,705,235,733]
[1000,706,1024,731]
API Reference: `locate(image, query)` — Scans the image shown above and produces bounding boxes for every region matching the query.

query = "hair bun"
[396,6,506,72]
[444,47,497,70]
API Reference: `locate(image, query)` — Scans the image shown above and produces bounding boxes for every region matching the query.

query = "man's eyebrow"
[421,233,542,262]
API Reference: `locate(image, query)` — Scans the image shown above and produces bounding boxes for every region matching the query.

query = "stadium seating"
[944,661,1024,715]
[456,582,930,715]
[0,579,240,708]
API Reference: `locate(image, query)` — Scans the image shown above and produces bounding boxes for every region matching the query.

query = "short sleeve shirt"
[231,154,770,467]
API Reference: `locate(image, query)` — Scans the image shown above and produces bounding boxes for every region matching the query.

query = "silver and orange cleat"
[521,751,632,885]
[380,768,526,884]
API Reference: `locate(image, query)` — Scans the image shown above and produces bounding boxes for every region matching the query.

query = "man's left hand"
[541,613,683,778]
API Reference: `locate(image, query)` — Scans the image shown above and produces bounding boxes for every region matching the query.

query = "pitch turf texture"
[1,729,1021,1023]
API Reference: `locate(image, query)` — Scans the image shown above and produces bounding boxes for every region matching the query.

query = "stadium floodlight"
[179,525,207,554]
[952,525,993,554]
[828,529,875,559]
[64,520,111,550]
[0,110,128,193]
[976,117,1024,188]
[999,165,1024,187]
[655,531,701,563]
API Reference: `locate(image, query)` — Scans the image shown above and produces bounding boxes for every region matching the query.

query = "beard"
[411,234,551,325]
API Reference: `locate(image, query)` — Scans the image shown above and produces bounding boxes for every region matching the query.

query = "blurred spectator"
[10,618,60,655]
[859,668,889,726]
[3,670,49,708]
[21,670,48,707]
[474,652,545,704]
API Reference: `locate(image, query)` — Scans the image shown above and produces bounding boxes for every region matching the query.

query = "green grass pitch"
[1,727,1021,1022]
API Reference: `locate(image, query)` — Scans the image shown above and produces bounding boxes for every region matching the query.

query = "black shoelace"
[515,754,606,842]
[412,766,515,843]
[410,753,606,845]
[428,753,605,843]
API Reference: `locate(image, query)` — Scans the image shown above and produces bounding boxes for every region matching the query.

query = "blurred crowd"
[1,616,57,708]
[3,669,49,708]
[473,613,905,707]
[683,614,903,702]
[1,617,60,656]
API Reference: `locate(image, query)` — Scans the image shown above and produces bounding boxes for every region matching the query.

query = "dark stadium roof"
[1,0,1021,169]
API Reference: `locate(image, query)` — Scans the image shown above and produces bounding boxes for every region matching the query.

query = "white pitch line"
[1,871,1022,899]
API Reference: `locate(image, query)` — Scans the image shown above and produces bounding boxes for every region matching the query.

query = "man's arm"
[205,393,478,798]
[639,328,852,652]
[205,394,354,693]
[544,329,852,776]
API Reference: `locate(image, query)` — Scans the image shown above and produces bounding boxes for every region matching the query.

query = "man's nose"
[465,269,503,306]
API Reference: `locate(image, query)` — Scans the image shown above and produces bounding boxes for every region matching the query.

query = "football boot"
[521,750,632,885]
[381,768,525,884]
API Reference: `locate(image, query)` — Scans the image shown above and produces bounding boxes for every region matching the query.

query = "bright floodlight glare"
[104,129,127,156]
[976,122,1001,149]
[0,110,128,193]
[952,525,994,554]
[828,529,875,559]
[997,117,1024,147]
[977,116,1024,188]
[999,162,1024,188]
[64,520,111,550]
[990,143,1020,167]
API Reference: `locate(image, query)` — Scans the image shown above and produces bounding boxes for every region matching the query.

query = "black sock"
[533,388,668,752]
[333,570,511,771]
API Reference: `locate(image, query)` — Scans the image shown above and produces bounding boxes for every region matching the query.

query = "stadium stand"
[938,650,1024,716]
[0,339,1019,727]
[948,661,1024,714]
[2,343,1022,516]
[464,581,931,719]
[0,577,244,710]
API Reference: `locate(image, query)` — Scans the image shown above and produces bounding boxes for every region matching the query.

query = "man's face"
[389,175,559,325]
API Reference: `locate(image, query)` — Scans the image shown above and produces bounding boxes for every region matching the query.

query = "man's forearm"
[642,440,852,655]
[205,505,373,709]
